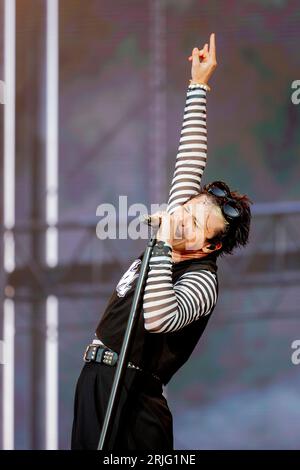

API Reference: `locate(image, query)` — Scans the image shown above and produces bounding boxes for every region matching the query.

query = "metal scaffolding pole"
[45,0,59,450]
[149,0,167,205]
[2,0,16,451]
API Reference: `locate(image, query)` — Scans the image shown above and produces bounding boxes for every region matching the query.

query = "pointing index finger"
[209,33,216,61]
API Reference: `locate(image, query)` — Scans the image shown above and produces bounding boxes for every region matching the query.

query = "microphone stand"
[97,236,157,450]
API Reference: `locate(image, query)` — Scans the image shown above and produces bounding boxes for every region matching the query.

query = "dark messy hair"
[191,180,253,257]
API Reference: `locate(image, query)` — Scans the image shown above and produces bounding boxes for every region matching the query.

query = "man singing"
[71,33,252,450]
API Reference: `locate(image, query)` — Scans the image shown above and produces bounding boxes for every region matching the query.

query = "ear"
[202,241,222,253]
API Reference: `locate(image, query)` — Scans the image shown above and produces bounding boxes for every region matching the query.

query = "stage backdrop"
[1,0,300,449]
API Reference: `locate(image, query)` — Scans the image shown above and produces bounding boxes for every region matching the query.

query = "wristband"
[188,81,211,92]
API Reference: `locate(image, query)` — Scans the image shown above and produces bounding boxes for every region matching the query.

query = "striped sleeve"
[143,251,218,334]
[167,83,208,215]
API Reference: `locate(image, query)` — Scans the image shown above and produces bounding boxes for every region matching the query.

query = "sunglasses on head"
[205,182,241,222]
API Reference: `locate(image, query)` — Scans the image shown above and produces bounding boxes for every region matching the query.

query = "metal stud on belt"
[103,350,114,365]
[83,344,161,383]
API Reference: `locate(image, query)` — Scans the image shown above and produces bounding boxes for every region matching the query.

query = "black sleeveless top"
[95,252,218,385]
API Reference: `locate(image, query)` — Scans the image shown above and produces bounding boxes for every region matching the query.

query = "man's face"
[171,194,227,252]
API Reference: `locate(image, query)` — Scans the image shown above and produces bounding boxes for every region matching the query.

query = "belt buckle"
[83,344,99,363]
[83,345,91,362]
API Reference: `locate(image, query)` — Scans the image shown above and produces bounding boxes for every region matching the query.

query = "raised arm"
[143,34,218,334]
[167,33,217,215]
[166,83,207,215]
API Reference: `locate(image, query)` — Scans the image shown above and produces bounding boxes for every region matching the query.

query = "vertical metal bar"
[149,0,167,205]
[2,0,16,451]
[3,299,15,450]
[45,296,58,449]
[46,0,58,268]
[45,0,59,450]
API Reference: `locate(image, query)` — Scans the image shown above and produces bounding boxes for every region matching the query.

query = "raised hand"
[188,32,217,85]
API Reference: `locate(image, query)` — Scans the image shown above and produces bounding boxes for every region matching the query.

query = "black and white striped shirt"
[143,84,218,334]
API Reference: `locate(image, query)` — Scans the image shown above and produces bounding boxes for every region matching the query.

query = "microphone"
[139,214,162,227]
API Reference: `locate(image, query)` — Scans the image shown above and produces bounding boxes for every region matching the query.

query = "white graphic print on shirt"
[116,259,141,298]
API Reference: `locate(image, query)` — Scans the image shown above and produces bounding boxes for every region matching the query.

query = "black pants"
[71,362,173,450]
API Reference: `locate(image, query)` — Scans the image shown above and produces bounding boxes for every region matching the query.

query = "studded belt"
[83,344,161,383]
